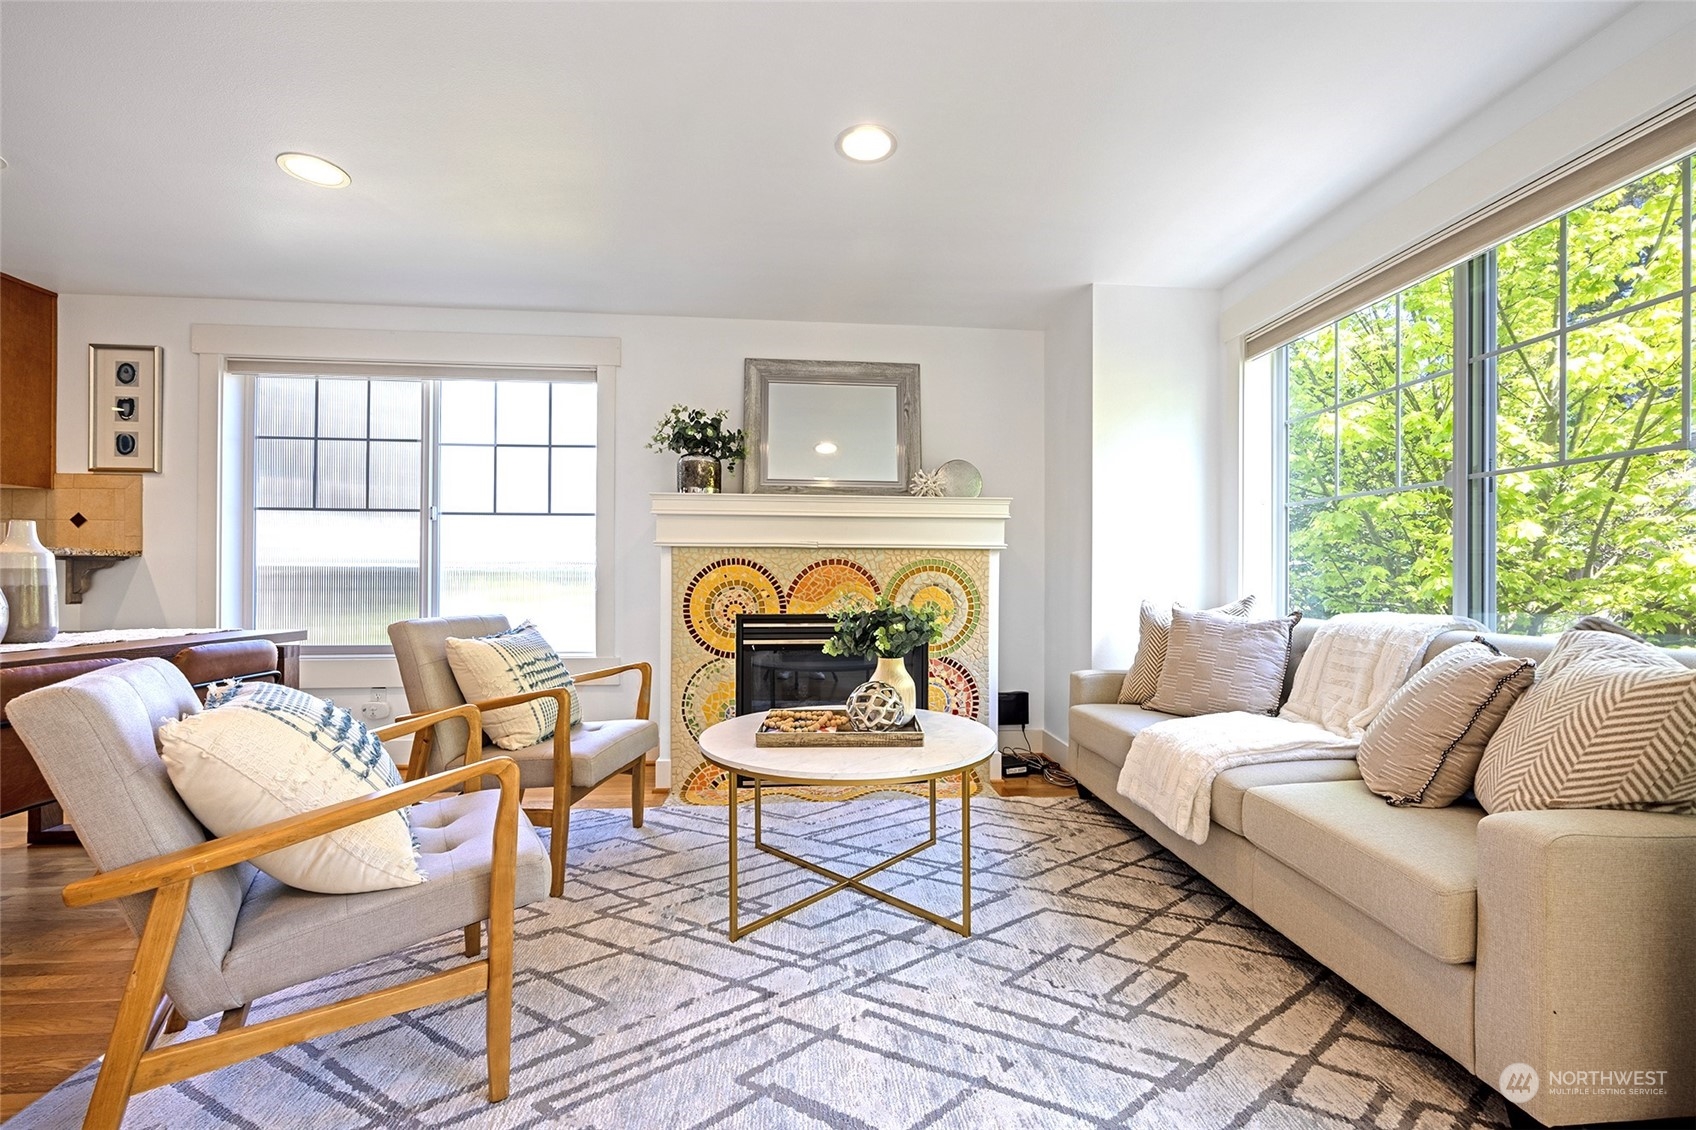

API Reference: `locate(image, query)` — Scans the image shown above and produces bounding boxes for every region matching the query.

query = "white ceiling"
[0,1,1631,329]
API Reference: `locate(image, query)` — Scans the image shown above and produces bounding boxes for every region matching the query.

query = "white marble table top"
[698,709,995,783]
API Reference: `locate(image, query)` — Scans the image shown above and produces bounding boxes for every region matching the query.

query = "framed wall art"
[743,358,920,494]
[87,344,163,472]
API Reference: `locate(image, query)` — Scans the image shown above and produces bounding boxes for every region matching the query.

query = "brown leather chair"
[170,640,282,702]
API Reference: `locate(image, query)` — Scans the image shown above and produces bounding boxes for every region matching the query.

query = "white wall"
[1090,286,1223,668]
[1042,288,1093,747]
[1222,3,1696,339]
[52,295,1048,728]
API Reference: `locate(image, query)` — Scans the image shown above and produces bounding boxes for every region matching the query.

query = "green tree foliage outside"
[1284,155,1695,645]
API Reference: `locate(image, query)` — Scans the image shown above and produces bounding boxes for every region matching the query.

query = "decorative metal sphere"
[846,680,909,731]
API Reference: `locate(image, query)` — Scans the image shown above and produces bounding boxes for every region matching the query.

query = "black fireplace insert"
[734,613,929,714]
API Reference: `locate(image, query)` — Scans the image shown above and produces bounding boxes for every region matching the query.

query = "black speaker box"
[997,690,1029,727]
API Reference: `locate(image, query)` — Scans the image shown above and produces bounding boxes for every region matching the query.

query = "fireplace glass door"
[734,614,928,714]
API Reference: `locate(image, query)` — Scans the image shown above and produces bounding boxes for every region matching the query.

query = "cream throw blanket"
[1115,613,1483,843]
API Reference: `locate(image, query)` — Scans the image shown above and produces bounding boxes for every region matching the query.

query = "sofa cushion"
[1241,780,1484,964]
[1067,703,1176,769]
[1211,759,1361,837]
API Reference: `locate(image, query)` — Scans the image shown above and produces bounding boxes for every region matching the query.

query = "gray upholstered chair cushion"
[222,789,549,1005]
[389,613,511,775]
[499,718,661,791]
[4,659,251,1019]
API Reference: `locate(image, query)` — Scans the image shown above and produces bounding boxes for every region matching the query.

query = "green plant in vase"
[647,404,747,493]
[824,598,944,724]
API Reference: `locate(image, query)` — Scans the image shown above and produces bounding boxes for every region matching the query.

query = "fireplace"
[734,614,928,714]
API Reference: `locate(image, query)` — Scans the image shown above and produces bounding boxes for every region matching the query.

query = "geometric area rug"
[10,794,1509,1129]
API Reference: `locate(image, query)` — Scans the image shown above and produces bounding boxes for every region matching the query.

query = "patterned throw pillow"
[1119,596,1256,704]
[444,620,581,751]
[158,682,424,894]
[1474,629,1696,815]
[1145,608,1301,717]
[1358,639,1536,808]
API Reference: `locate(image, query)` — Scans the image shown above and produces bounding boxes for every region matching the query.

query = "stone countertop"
[49,548,142,558]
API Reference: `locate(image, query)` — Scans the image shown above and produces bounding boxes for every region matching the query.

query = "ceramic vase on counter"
[0,519,59,643]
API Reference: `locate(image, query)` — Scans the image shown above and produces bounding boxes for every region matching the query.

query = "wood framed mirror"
[743,359,921,494]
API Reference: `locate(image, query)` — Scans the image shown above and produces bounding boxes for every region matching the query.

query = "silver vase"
[0,519,59,643]
[677,455,722,493]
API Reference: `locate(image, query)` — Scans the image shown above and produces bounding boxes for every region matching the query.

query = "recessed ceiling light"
[835,124,896,163]
[276,152,351,188]
[0,157,8,170]
[814,441,838,455]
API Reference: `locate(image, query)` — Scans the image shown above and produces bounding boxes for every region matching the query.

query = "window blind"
[1245,97,1696,359]
[223,358,592,382]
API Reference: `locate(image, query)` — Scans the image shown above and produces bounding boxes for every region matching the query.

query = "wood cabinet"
[0,273,58,489]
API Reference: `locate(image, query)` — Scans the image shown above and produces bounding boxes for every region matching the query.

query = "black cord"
[1000,725,1077,789]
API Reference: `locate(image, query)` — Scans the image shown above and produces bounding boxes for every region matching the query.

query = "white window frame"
[1264,154,1694,631]
[191,325,621,684]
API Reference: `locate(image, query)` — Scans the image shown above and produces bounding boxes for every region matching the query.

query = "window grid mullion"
[1684,155,1693,446]
[1557,216,1569,463]
[1332,325,1341,497]
[1394,295,1404,488]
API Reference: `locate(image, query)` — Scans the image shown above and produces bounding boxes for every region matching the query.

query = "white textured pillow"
[444,620,580,751]
[158,682,424,894]
[1119,596,1255,704]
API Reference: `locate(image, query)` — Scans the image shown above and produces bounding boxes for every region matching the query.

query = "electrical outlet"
[359,701,392,721]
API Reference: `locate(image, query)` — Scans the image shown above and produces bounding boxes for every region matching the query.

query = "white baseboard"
[655,756,671,790]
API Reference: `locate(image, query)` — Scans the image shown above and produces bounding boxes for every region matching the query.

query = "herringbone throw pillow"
[1118,595,1255,704]
[1358,639,1536,808]
[1146,607,1300,717]
[1474,630,1696,814]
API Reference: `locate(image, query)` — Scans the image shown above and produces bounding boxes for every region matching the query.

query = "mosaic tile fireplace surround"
[651,494,1011,803]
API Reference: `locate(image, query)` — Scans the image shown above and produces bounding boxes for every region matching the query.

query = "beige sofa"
[1067,621,1695,1127]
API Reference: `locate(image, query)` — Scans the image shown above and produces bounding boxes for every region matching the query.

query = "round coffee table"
[698,709,994,940]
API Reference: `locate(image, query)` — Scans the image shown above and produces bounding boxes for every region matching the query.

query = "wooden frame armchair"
[388,615,658,897]
[4,660,550,1130]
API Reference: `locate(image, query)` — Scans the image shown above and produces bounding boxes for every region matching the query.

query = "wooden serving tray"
[754,711,924,747]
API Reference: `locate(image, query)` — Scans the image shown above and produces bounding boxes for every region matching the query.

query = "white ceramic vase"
[874,655,917,725]
[0,519,58,643]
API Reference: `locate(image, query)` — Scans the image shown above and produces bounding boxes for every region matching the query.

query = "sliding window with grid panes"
[251,375,597,651]
[1277,152,1695,645]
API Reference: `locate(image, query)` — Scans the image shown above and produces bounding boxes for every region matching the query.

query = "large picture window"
[251,374,597,652]
[1277,153,1694,645]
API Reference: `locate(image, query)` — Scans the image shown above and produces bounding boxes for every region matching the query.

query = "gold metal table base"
[726,768,975,940]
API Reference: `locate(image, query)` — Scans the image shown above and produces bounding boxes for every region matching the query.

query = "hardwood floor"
[0,767,1071,1121]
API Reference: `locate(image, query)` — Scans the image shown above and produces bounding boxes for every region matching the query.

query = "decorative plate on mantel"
[935,459,983,497]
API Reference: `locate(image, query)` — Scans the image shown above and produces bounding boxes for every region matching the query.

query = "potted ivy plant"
[647,405,747,493]
[823,597,944,723]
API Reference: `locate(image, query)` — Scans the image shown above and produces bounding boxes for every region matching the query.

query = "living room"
[0,2,1691,1128]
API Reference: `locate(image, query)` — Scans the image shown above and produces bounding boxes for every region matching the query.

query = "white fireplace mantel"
[650,493,1011,550]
